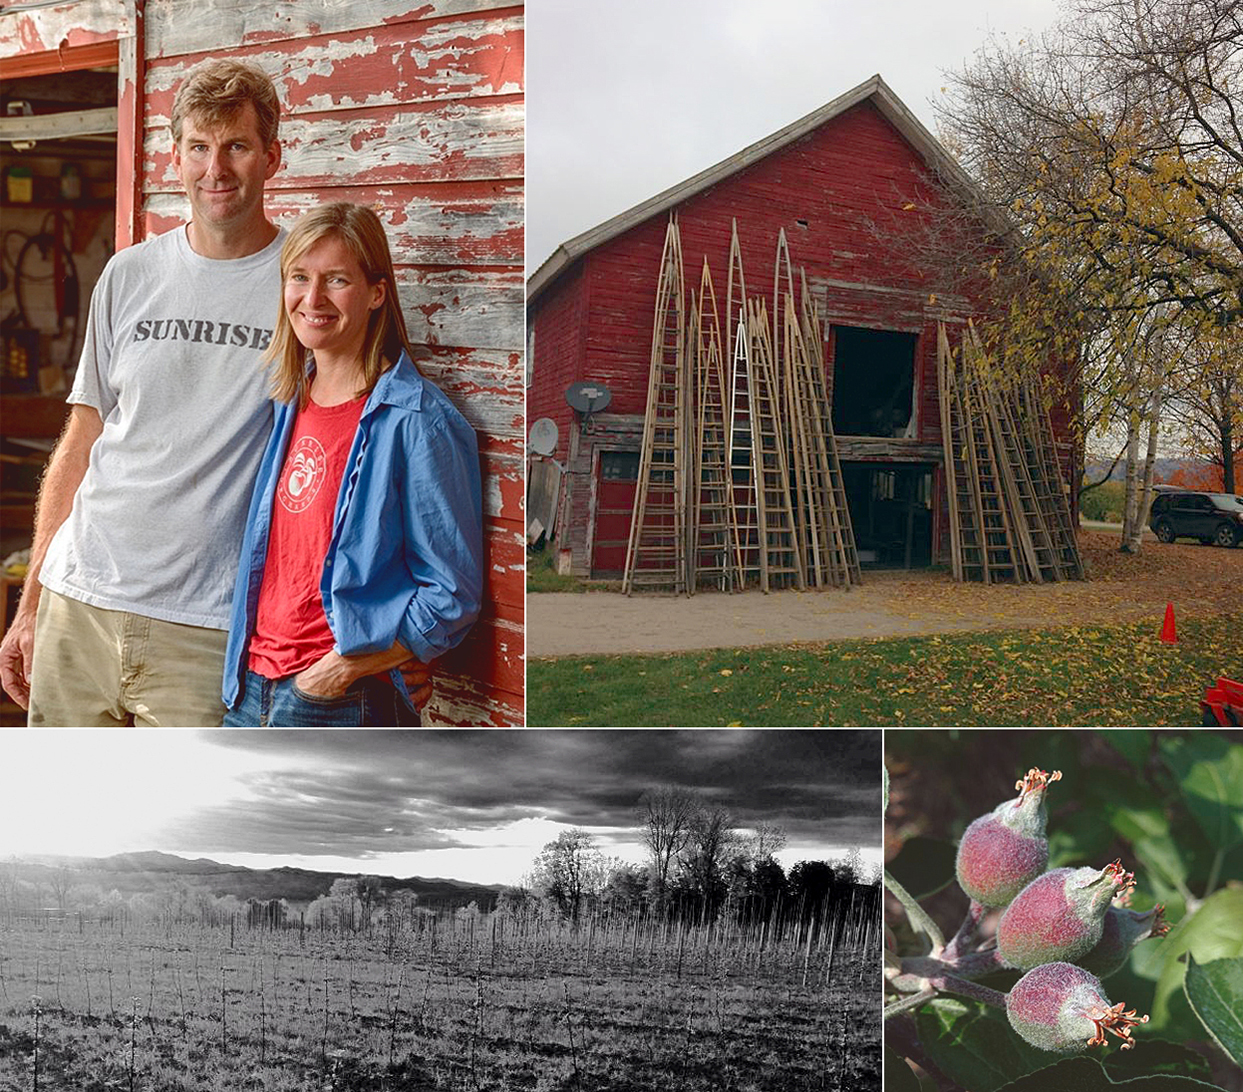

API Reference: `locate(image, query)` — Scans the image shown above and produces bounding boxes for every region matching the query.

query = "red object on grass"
[1160,603,1177,644]
[1201,678,1243,726]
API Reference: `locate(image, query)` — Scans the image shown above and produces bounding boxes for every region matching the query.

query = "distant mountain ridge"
[1083,456,1209,484]
[8,850,502,910]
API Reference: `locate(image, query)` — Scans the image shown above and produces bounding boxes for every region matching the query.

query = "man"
[0,60,429,725]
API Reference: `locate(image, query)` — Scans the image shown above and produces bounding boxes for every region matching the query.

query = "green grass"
[1079,478,1127,522]
[526,613,1243,726]
[525,548,585,592]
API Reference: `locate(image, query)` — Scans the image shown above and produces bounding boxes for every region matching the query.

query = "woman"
[222,203,482,726]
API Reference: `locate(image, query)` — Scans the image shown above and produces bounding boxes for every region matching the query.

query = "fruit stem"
[885,871,946,955]
[898,948,1005,983]
[930,974,1008,1010]
[1203,849,1224,900]
[883,987,936,1020]
[943,899,985,960]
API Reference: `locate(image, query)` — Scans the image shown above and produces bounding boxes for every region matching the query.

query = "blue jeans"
[224,669,421,727]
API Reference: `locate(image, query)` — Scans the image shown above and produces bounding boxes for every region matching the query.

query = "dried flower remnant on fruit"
[1086,1001,1149,1050]
[1077,903,1168,979]
[1014,767,1062,802]
[955,767,1061,908]
[997,861,1135,971]
[1006,962,1149,1053]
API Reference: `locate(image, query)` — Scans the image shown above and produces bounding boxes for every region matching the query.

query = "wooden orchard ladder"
[785,294,852,587]
[727,307,762,586]
[624,218,687,595]
[938,323,989,582]
[725,219,747,377]
[801,280,859,586]
[961,332,1026,583]
[1021,373,1084,579]
[690,260,740,592]
[747,298,804,591]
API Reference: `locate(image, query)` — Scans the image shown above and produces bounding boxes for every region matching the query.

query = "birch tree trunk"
[1120,361,1142,552]
[1124,385,1162,553]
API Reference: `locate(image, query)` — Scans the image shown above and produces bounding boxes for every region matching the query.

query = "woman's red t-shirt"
[247,394,367,680]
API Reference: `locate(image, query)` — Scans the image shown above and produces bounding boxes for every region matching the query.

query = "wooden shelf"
[0,197,113,210]
[2,393,70,439]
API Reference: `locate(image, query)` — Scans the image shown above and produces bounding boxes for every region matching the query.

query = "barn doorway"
[590,448,640,576]
[831,325,917,437]
[841,462,933,568]
[1,50,121,722]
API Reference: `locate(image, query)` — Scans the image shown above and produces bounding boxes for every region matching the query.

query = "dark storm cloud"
[167,730,879,860]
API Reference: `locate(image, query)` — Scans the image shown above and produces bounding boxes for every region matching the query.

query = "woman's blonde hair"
[266,203,414,406]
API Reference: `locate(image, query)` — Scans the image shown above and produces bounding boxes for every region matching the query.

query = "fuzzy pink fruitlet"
[998,860,1135,971]
[1007,962,1148,1053]
[955,768,1061,907]
[1077,902,1168,979]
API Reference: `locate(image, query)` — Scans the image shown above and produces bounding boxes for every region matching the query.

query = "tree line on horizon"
[506,785,878,929]
[0,787,876,934]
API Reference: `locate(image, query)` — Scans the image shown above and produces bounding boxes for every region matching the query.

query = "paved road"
[527,573,1084,657]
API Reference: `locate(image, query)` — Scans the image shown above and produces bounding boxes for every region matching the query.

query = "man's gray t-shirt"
[40,226,285,630]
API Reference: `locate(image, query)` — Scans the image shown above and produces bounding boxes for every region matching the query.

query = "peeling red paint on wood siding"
[18,0,524,725]
[0,0,130,57]
[142,0,518,58]
[2,0,522,725]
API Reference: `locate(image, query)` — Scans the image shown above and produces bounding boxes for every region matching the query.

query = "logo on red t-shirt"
[278,436,328,514]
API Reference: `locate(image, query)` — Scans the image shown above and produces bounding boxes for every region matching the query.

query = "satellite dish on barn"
[565,381,612,429]
[529,417,559,456]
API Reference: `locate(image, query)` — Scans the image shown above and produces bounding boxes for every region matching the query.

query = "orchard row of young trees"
[512,786,876,926]
[908,0,1243,546]
[0,787,874,935]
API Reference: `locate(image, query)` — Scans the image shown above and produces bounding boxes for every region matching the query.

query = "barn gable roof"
[527,73,979,304]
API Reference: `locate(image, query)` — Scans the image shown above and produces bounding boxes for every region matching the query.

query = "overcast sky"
[527,0,1063,270]
[0,730,880,886]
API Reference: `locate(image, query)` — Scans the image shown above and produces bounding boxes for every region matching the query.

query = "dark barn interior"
[831,325,917,438]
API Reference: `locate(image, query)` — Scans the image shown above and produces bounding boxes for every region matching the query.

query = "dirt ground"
[527,530,1243,657]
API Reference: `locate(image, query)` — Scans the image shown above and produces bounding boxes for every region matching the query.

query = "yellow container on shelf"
[5,166,33,203]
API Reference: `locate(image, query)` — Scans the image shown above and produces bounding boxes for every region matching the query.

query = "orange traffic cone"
[1160,602,1178,644]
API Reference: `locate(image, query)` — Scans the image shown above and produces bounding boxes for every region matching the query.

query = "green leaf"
[1151,888,1243,1037]
[914,997,1049,1092]
[1184,954,1243,1068]
[1104,730,1151,771]
[884,1047,923,1092]
[887,836,958,900]
[994,1055,1229,1091]
[1107,806,1187,889]
[1160,734,1243,852]
[1101,1037,1212,1080]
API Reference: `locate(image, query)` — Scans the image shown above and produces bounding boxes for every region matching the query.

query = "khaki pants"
[27,590,228,727]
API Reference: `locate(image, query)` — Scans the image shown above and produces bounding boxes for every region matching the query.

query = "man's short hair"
[171,59,280,147]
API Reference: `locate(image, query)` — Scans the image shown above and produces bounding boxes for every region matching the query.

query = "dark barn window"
[831,326,917,437]
[600,450,640,481]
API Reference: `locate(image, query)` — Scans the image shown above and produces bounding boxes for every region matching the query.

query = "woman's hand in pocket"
[293,651,354,698]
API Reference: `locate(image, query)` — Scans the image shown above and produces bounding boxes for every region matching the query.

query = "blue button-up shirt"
[222,350,483,710]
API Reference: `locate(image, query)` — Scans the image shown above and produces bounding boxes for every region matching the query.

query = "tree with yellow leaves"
[919,0,1243,549]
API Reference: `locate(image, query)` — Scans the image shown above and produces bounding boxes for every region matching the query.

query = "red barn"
[0,0,523,725]
[526,75,1076,580]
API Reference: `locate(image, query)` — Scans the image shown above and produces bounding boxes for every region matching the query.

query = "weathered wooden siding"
[0,0,130,54]
[529,99,1074,572]
[2,0,524,725]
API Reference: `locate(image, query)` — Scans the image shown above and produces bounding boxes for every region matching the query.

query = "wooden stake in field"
[31,997,41,1092]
